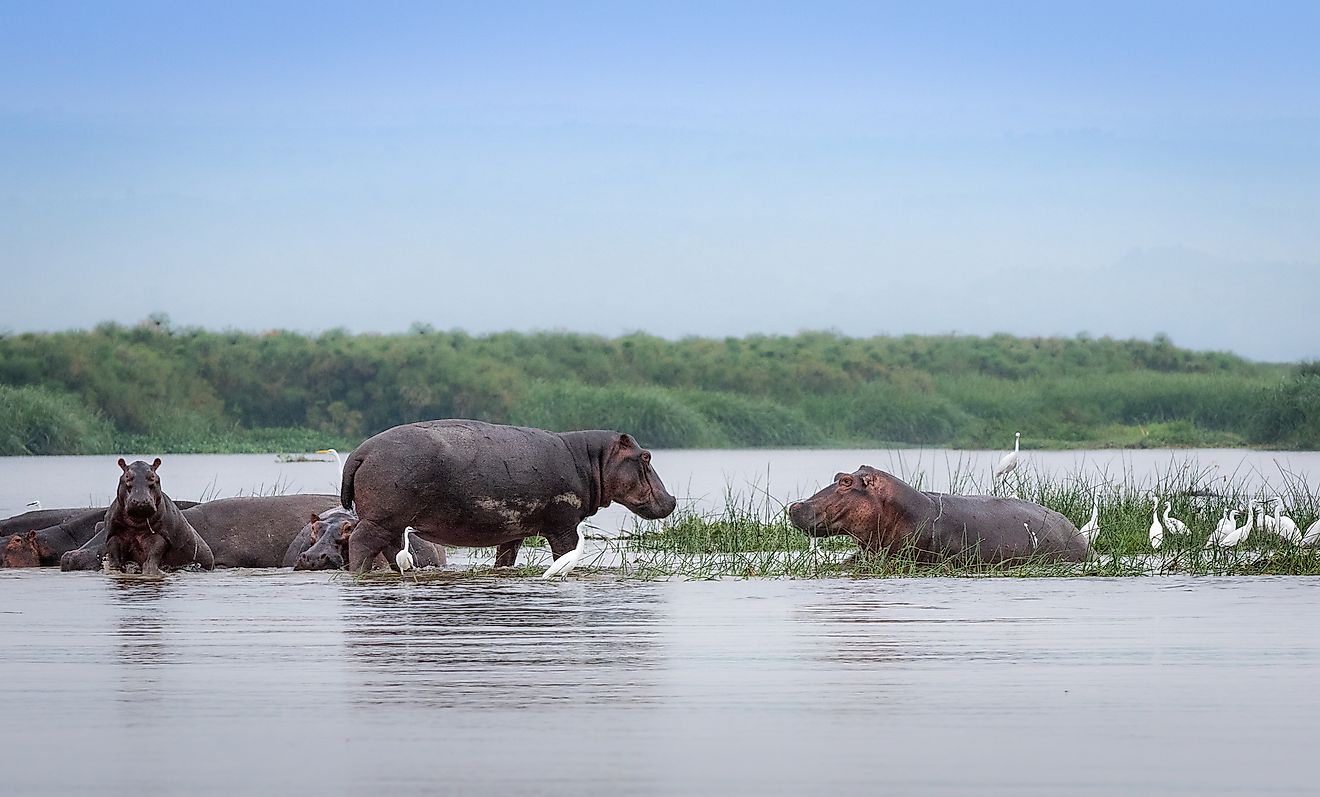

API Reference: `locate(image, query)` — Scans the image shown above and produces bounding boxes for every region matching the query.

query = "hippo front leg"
[142,535,170,578]
[494,539,523,568]
[103,537,126,573]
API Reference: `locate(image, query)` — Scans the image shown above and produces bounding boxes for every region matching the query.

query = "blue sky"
[2,1,1317,360]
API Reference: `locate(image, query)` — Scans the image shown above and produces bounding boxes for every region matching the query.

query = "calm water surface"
[2,572,1317,795]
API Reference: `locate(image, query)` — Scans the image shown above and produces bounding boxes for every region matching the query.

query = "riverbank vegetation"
[0,321,1314,455]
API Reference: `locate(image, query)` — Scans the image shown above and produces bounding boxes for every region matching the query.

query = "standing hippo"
[340,420,677,573]
[101,458,214,576]
[788,466,1089,564]
[284,509,447,571]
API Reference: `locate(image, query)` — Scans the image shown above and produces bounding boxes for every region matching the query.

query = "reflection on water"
[0,570,1318,795]
[344,580,662,709]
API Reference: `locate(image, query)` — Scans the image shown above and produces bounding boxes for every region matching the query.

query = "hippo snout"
[787,501,819,533]
[294,552,342,571]
[636,491,677,520]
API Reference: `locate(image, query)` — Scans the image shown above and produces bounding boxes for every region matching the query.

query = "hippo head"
[602,434,677,520]
[2,531,46,568]
[788,465,898,539]
[294,514,354,571]
[117,458,163,520]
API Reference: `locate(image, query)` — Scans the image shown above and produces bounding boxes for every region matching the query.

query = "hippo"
[3,508,110,567]
[339,420,677,573]
[100,458,214,576]
[1,507,99,540]
[61,494,341,570]
[788,466,1089,565]
[286,509,447,571]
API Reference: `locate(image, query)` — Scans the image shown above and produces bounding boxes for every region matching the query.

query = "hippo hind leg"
[347,519,399,574]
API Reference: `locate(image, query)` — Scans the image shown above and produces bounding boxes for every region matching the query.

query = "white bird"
[25,500,41,510]
[1265,497,1300,543]
[542,527,587,579]
[1161,500,1189,536]
[1079,494,1100,546]
[1023,522,1038,550]
[316,448,344,491]
[994,432,1022,482]
[1301,518,1320,547]
[1148,494,1164,550]
[396,526,416,572]
[1214,505,1255,549]
[1205,509,1236,548]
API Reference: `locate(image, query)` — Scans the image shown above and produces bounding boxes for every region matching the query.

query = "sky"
[1,1,1317,361]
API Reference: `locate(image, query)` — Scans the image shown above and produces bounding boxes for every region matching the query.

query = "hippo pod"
[283,508,447,571]
[60,493,344,571]
[339,419,676,573]
[789,465,1089,565]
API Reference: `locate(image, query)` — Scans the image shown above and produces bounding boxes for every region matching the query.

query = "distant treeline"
[0,321,1316,455]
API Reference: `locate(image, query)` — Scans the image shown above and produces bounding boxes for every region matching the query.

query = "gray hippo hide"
[339,419,677,573]
[788,465,1089,565]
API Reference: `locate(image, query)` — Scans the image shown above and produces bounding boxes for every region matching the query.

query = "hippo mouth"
[787,502,831,537]
[125,503,157,519]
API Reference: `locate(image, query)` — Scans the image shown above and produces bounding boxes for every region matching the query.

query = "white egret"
[993,432,1022,482]
[1301,518,1320,547]
[1205,509,1236,548]
[542,527,587,579]
[395,526,417,573]
[1266,497,1300,543]
[1217,504,1255,548]
[25,500,41,510]
[316,449,344,491]
[1023,522,1038,550]
[1161,500,1189,536]
[1148,495,1164,550]
[1079,494,1100,546]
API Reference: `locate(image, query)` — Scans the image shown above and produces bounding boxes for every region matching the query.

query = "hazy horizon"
[3,2,1317,362]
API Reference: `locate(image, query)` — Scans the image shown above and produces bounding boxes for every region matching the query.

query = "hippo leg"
[142,535,169,578]
[494,540,522,568]
[103,538,125,573]
[347,519,398,574]
[544,526,581,560]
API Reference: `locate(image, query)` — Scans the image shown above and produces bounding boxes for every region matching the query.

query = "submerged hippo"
[61,494,341,571]
[788,466,1088,564]
[100,458,214,576]
[2,507,99,540]
[3,508,110,567]
[339,420,677,572]
[285,509,446,571]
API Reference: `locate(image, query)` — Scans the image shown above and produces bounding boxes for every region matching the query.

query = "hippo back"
[184,494,341,568]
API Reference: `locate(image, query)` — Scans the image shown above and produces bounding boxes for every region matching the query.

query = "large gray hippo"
[339,420,677,573]
[788,466,1089,564]
[102,458,214,576]
[2,507,99,540]
[60,494,341,571]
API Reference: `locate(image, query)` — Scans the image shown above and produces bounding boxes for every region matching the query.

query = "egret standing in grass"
[993,432,1022,483]
[1206,509,1236,548]
[1079,493,1100,547]
[542,525,587,579]
[1148,494,1164,550]
[1265,497,1300,543]
[1218,504,1255,548]
[1161,500,1189,537]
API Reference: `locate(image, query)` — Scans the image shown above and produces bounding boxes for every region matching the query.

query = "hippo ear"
[617,433,637,450]
[118,458,129,472]
[150,458,162,471]
[308,513,320,524]
[308,521,320,545]
[24,530,37,542]
[338,521,354,540]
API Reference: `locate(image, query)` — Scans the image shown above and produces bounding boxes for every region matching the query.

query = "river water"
[2,571,1317,795]
[2,449,1318,795]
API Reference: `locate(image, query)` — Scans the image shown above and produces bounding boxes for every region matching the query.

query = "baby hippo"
[103,458,214,576]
